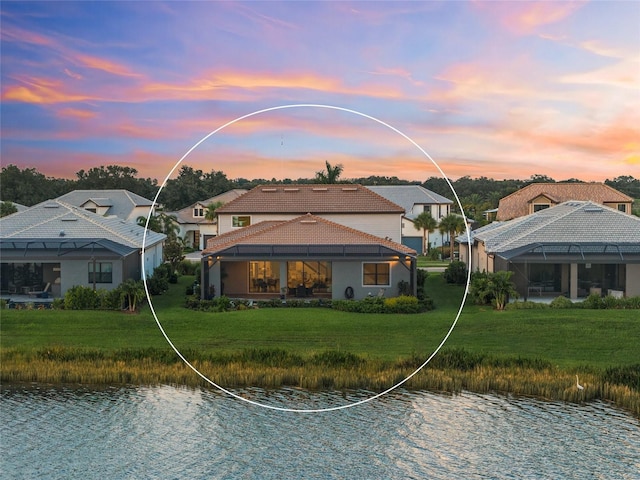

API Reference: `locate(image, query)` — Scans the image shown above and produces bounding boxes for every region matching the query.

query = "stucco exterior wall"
[626,264,640,297]
[217,213,402,243]
[60,258,124,294]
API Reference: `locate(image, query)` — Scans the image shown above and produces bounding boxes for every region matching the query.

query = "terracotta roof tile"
[215,184,405,214]
[202,214,416,256]
[497,183,633,220]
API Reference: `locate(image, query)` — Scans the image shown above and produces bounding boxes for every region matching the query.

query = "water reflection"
[1,385,638,479]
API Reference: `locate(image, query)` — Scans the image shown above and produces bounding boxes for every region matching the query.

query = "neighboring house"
[203,184,416,300]
[201,214,417,301]
[497,183,633,221]
[215,184,406,243]
[0,200,166,298]
[168,189,247,249]
[459,201,640,300]
[367,185,454,251]
[56,189,156,223]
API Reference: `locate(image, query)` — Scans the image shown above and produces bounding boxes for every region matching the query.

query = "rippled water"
[1,385,639,479]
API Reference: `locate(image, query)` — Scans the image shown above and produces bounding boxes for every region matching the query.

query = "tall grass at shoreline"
[2,274,639,417]
[2,346,638,417]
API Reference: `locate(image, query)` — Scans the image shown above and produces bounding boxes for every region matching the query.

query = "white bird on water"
[576,375,584,390]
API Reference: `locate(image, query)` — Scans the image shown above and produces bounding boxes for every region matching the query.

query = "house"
[215,184,406,242]
[203,184,416,300]
[201,214,417,301]
[458,201,640,300]
[55,189,157,223]
[0,200,166,298]
[496,183,633,221]
[366,185,454,252]
[168,189,247,249]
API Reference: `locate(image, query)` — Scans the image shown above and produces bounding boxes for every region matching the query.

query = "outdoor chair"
[28,283,51,298]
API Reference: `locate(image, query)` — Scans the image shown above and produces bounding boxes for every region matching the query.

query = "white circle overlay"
[142,104,471,413]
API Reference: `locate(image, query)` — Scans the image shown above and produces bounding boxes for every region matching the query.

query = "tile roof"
[497,183,633,220]
[461,201,640,258]
[367,185,453,217]
[214,184,405,214]
[56,189,155,220]
[0,200,166,248]
[202,214,416,256]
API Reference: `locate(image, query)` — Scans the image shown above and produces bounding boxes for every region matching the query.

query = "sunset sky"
[1,1,638,184]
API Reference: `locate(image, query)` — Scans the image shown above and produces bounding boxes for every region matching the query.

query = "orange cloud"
[57,108,97,119]
[75,54,141,78]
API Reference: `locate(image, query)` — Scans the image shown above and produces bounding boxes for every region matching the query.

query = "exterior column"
[570,263,578,300]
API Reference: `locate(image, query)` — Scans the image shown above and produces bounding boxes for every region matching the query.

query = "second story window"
[232,216,251,227]
[193,207,204,218]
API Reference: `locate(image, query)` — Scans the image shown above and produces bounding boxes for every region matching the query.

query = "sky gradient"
[1,1,638,184]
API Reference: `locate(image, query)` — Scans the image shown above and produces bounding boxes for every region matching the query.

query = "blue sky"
[1,1,638,183]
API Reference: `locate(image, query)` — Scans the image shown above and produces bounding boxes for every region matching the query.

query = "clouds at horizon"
[1,1,638,183]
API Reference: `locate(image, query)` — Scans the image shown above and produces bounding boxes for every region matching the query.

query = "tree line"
[1,163,638,219]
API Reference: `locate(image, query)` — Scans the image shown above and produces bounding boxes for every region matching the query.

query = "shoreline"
[2,351,638,418]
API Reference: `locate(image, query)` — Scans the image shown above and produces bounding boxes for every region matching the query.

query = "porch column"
[570,263,578,300]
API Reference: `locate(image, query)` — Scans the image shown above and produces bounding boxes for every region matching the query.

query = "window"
[193,207,204,217]
[89,262,112,283]
[85,208,97,213]
[249,261,280,293]
[363,262,390,286]
[618,204,627,213]
[232,216,251,227]
[287,261,332,291]
[533,204,550,212]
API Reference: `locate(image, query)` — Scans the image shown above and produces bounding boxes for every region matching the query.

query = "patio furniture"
[28,283,51,298]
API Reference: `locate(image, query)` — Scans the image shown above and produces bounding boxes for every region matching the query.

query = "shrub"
[177,259,198,276]
[469,270,518,310]
[416,269,428,290]
[621,296,640,309]
[51,298,65,310]
[549,296,574,309]
[469,270,492,305]
[384,295,420,314]
[98,287,124,310]
[64,285,99,310]
[0,299,6,309]
[582,293,604,309]
[443,260,468,285]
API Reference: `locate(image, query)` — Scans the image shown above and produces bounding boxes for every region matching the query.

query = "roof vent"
[61,218,78,222]
[283,188,299,192]
[43,203,59,208]
[59,230,65,237]
[261,188,278,192]
[341,187,358,191]
[300,219,317,224]
[584,206,603,213]
[312,187,328,192]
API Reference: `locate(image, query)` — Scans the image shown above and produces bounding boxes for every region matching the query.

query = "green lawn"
[2,274,638,370]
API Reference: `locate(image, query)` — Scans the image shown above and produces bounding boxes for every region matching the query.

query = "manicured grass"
[416,256,449,268]
[2,274,638,369]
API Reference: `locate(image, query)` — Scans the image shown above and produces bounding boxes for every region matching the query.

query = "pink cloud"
[472,1,585,35]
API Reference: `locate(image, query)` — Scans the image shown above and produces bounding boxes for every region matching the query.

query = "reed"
[2,347,638,417]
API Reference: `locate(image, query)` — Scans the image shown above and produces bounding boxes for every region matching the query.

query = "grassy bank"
[1,275,639,416]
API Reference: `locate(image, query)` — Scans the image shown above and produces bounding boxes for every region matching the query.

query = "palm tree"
[204,201,224,222]
[413,211,437,255]
[315,161,344,184]
[439,214,466,261]
[137,212,180,240]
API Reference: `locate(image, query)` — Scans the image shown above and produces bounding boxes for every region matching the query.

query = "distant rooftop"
[367,185,453,218]
[215,184,405,215]
[497,183,633,221]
